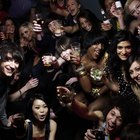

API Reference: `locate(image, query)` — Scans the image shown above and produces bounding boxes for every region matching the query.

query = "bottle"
[91,121,105,140]
[115,0,123,10]
[101,9,110,24]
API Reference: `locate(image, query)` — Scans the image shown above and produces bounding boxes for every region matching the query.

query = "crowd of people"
[0,0,140,140]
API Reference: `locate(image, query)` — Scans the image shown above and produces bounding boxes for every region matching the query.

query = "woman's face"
[87,43,104,60]
[32,99,48,122]
[0,53,19,77]
[106,107,122,134]
[79,17,92,31]
[5,19,15,34]
[67,0,80,16]
[129,61,140,85]
[128,0,140,19]
[20,27,33,41]
[117,41,132,61]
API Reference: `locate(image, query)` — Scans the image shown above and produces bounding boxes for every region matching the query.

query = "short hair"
[0,42,24,71]
[82,31,108,59]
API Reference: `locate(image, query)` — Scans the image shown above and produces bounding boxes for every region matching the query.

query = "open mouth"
[135,76,140,84]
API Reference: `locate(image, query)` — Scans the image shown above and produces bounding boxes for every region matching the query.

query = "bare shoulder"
[50,119,57,130]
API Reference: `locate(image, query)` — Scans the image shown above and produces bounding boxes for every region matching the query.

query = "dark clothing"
[0,76,10,127]
[63,14,80,42]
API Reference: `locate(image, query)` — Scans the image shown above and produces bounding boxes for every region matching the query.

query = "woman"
[84,97,140,140]
[103,30,138,102]
[57,32,109,120]
[99,0,126,40]
[12,93,57,140]
[76,9,101,48]
[126,55,140,100]
[0,17,18,43]
[125,0,140,37]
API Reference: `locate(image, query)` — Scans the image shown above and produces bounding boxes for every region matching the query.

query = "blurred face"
[105,0,114,17]
[48,20,58,34]
[1,53,19,77]
[5,19,15,34]
[87,43,104,60]
[129,61,140,85]
[117,41,132,61]
[20,27,33,41]
[32,99,48,122]
[67,0,80,16]
[128,0,140,19]
[105,107,122,134]
[79,17,92,31]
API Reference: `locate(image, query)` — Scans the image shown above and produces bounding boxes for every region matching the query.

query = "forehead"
[20,27,30,34]
[130,61,140,69]
[67,0,77,4]
[79,17,90,23]
[105,0,114,7]
[5,19,14,25]
[33,99,46,106]
[109,107,121,116]
[117,41,131,47]
[129,0,140,9]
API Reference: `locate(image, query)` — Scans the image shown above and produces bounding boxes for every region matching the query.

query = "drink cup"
[34,13,44,26]
[71,42,81,57]
[43,53,54,72]
[54,20,63,37]
[90,129,105,140]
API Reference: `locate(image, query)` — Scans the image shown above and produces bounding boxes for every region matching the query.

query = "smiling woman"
[103,30,139,103]
[126,55,140,100]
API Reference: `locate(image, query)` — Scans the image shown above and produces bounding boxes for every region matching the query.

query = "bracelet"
[19,90,22,96]
[78,70,87,77]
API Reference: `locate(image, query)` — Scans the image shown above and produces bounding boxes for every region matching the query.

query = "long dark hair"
[77,9,100,32]
[125,55,140,84]
[26,93,50,139]
[107,30,136,77]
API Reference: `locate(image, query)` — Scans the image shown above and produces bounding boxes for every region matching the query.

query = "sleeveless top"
[26,121,50,140]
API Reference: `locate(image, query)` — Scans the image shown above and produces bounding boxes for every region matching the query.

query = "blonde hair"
[19,22,37,51]
[125,0,140,14]
[19,22,35,38]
